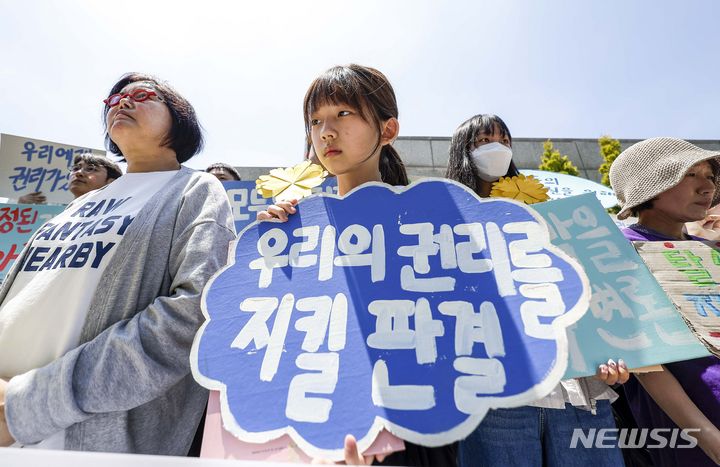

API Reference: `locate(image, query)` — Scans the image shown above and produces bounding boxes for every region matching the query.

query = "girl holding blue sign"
[258,64,456,466]
[445,113,628,467]
[259,65,408,220]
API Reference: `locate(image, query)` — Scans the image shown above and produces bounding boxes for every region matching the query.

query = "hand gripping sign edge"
[190,178,591,460]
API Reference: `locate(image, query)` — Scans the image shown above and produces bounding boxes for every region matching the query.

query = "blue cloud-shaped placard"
[191,179,589,460]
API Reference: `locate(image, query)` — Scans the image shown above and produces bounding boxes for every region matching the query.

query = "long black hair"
[445,114,519,195]
[303,64,408,186]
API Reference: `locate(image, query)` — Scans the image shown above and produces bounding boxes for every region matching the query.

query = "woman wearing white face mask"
[446,114,519,197]
[470,141,514,182]
[445,114,628,467]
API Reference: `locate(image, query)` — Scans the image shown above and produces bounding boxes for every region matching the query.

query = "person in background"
[0,72,235,455]
[445,114,520,197]
[206,162,241,181]
[15,154,121,204]
[445,113,628,467]
[610,137,720,466]
[69,153,122,199]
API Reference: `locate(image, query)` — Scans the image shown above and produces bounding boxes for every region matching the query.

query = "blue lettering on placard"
[21,141,88,168]
[685,294,720,317]
[9,166,69,193]
[193,180,589,458]
[9,142,92,195]
[223,178,339,234]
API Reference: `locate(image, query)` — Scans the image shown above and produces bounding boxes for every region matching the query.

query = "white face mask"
[470,142,513,182]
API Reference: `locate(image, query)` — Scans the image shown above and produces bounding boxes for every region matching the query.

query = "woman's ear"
[380,117,400,146]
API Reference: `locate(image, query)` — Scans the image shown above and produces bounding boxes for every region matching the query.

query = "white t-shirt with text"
[0,170,178,448]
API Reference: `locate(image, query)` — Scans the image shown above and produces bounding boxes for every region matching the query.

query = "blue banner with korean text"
[531,193,710,379]
[0,203,64,280]
[223,178,338,234]
[192,179,590,460]
[0,134,105,205]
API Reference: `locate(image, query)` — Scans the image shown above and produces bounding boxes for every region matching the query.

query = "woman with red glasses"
[0,73,235,455]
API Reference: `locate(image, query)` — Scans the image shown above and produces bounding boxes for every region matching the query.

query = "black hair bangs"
[471,114,512,143]
[303,66,382,133]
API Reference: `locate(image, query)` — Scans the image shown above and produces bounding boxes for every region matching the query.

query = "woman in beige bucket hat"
[610,136,720,234]
[610,137,720,466]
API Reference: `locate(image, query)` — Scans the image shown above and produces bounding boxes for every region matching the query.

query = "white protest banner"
[0,133,105,204]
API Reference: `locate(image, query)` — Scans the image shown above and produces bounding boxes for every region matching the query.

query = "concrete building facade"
[233,137,720,183]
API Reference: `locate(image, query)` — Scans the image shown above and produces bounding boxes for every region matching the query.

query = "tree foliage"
[598,135,622,187]
[538,140,579,176]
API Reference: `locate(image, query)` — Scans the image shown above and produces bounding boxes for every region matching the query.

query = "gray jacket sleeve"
[5,174,236,443]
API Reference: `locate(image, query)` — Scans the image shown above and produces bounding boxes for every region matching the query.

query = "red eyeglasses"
[103,89,159,107]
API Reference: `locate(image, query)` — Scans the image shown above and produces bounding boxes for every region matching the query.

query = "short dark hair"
[103,72,203,164]
[630,199,655,217]
[445,114,519,196]
[206,162,241,181]
[73,153,123,180]
[303,64,408,186]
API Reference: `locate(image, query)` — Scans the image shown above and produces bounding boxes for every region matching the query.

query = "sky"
[1,0,719,170]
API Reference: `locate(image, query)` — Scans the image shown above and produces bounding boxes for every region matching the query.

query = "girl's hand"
[311,435,386,465]
[595,358,629,385]
[257,199,298,222]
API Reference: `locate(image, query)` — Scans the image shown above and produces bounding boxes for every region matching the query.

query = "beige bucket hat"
[609,137,720,220]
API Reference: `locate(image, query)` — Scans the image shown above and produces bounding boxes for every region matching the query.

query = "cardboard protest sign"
[531,194,709,378]
[224,178,338,234]
[192,179,590,460]
[634,240,720,359]
[0,203,64,280]
[0,134,105,205]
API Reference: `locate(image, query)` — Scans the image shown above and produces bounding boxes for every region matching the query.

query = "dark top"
[622,225,720,467]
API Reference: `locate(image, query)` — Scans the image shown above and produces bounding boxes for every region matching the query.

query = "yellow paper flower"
[489,174,550,205]
[255,160,327,202]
